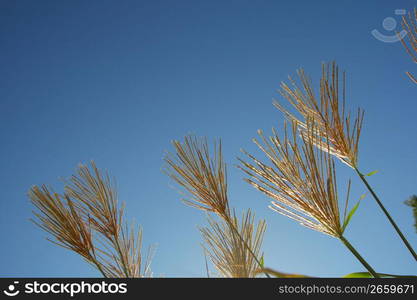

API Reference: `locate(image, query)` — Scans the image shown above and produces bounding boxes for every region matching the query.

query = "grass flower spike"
[164,136,230,218]
[239,120,345,238]
[239,120,379,277]
[274,62,363,168]
[200,209,266,278]
[29,185,102,270]
[165,136,272,277]
[29,162,154,278]
[273,62,417,260]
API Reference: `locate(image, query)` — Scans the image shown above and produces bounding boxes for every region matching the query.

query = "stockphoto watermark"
[2,280,128,297]
[372,9,408,43]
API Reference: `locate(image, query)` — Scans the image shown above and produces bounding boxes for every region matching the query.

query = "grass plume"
[164,136,269,277]
[272,62,417,260]
[200,209,266,278]
[164,136,229,218]
[239,120,346,238]
[274,62,363,169]
[239,120,379,277]
[29,161,154,278]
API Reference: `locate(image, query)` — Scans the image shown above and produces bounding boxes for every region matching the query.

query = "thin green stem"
[340,235,379,278]
[354,167,417,261]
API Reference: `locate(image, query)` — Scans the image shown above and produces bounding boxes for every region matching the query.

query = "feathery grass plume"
[64,163,122,243]
[274,62,363,168]
[29,185,105,274]
[239,121,379,277]
[400,8,417,84]
[239,120,345,238]
[165,136,273,277]
[116,224,154,278]
[274,62,417,260]
[29,162,154,278]
[164,136,230,218]
[200,209,266,278]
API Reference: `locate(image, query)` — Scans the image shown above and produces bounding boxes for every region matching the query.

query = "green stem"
[354,167,417,261]
[340,235,379,278]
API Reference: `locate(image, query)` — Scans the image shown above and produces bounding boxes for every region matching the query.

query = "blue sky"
[1,0,416,277]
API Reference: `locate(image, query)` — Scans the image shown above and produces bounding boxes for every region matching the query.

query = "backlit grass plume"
[401,8,417,84]
[239,120,379,277]
[200,209,266,278]
[274,62,363,169]
[29,162,154,278]
[274,62,417,260]
[30,185,102,271]
[164,136,270,277]
[164,136,230,218]
[239,120,346,238]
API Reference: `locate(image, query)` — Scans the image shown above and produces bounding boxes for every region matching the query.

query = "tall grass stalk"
[239,119,379,276]
[164,136,270,277]
[29,162,154,277]
[339,236,379,278]
[272,62,416,260]
[354,168,417,260]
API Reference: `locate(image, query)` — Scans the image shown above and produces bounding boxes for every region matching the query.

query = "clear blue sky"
[1,0,416,277]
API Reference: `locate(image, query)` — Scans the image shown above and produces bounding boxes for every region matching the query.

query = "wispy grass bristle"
[164,136,230,219]
[200,209,266,278]
[239,120,347,238]
[29,161,154,278]
[164,135,270,277]
[274,62,363,168]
